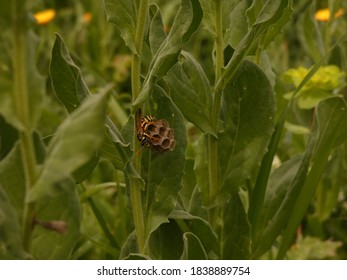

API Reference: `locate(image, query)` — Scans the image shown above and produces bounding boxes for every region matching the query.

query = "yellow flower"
[34,9,56,25]
[83,12,93,23]
[315,8,345,22]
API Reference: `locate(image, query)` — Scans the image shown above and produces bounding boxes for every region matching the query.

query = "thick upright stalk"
[208,0,224,204]
[130,0,149,253]
[13,0,38,252]
[213,0,224,83]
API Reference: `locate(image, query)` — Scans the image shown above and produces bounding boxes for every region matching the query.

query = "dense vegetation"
[1,0,346,259]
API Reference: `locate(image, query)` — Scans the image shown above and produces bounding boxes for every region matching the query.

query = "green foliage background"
[1,0,347,260]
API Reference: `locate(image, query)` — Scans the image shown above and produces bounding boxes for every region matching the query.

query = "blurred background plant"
[1,0,347,260]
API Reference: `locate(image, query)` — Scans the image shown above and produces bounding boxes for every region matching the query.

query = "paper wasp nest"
[146,119,176,153]
[136,109,176,153]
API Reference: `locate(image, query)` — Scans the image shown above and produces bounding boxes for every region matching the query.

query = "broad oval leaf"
[219,60,275,195]
[148,4,166,55]
[27,91,110,202]
[141,86,187,245]
[104,0,139,54]
[50,33,134,175]
[50,33,89,113]
[165,51,215,135]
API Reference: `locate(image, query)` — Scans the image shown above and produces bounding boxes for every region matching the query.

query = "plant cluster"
[1,0,347,260]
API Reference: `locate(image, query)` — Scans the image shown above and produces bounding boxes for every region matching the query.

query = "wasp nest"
[146,119,176,153]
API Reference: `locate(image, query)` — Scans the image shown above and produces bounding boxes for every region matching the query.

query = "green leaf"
[277,97,347,259]
[0,31,44,131]
[200,0,242,45]
[217,0,292,91]
[181,232,208,260]
[252,154,302,251]
[79,184,120,251]
[148,4,167,55]
[0,143,25,215]
[0,116,18,160]
[133,0,203,106]
[0,185,32,260]
[149,221,184,259]
[201,0,250,48]
[170,210,217,254]
[297,4,324,63]
[221,193,251,259]
[31,179,81,259]
[27,91,110,202]
[148,210,216,259]
[153,0,202,75]
[193,135,209,206]
[141,86,187,244]
[50,33,135,175]
[284,121,310,135]
[297,90,332,109]
[219,60,275,195]
[253,97,347,259]
[165,51,215,135]
[120,231,140,259]
[246,0,265,26]
[123,254,151,260]
[179,159,197,211]
[248,60,340,232]
[247,1,293,49]
[248,107,288,243]
[0,88,21,130]
[225,1,250,48]
[104,0,139,54]
[102,117,137,174]
[316,149,345,221]
[0,134,47,224]
[50,33,90,113]
[0,1,11,24]
[72,153,100,184]
[252,147,313,258]
[287,236,342,260]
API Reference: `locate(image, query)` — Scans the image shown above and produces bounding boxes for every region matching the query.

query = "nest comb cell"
[136,109,176,153]
[145,119,176,153]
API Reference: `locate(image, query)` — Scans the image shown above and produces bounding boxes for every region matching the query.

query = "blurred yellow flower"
[34,9,56,25]
[83,12,93,23]
[315,8,345,22]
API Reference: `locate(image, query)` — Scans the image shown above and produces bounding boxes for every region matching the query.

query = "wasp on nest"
[136,109,176,153]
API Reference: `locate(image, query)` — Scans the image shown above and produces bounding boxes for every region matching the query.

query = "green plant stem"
[214,0,223,84]
[13,0,38,253]
[208,0,224,205]
[129,0,149,254]
[208,137,218,203]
